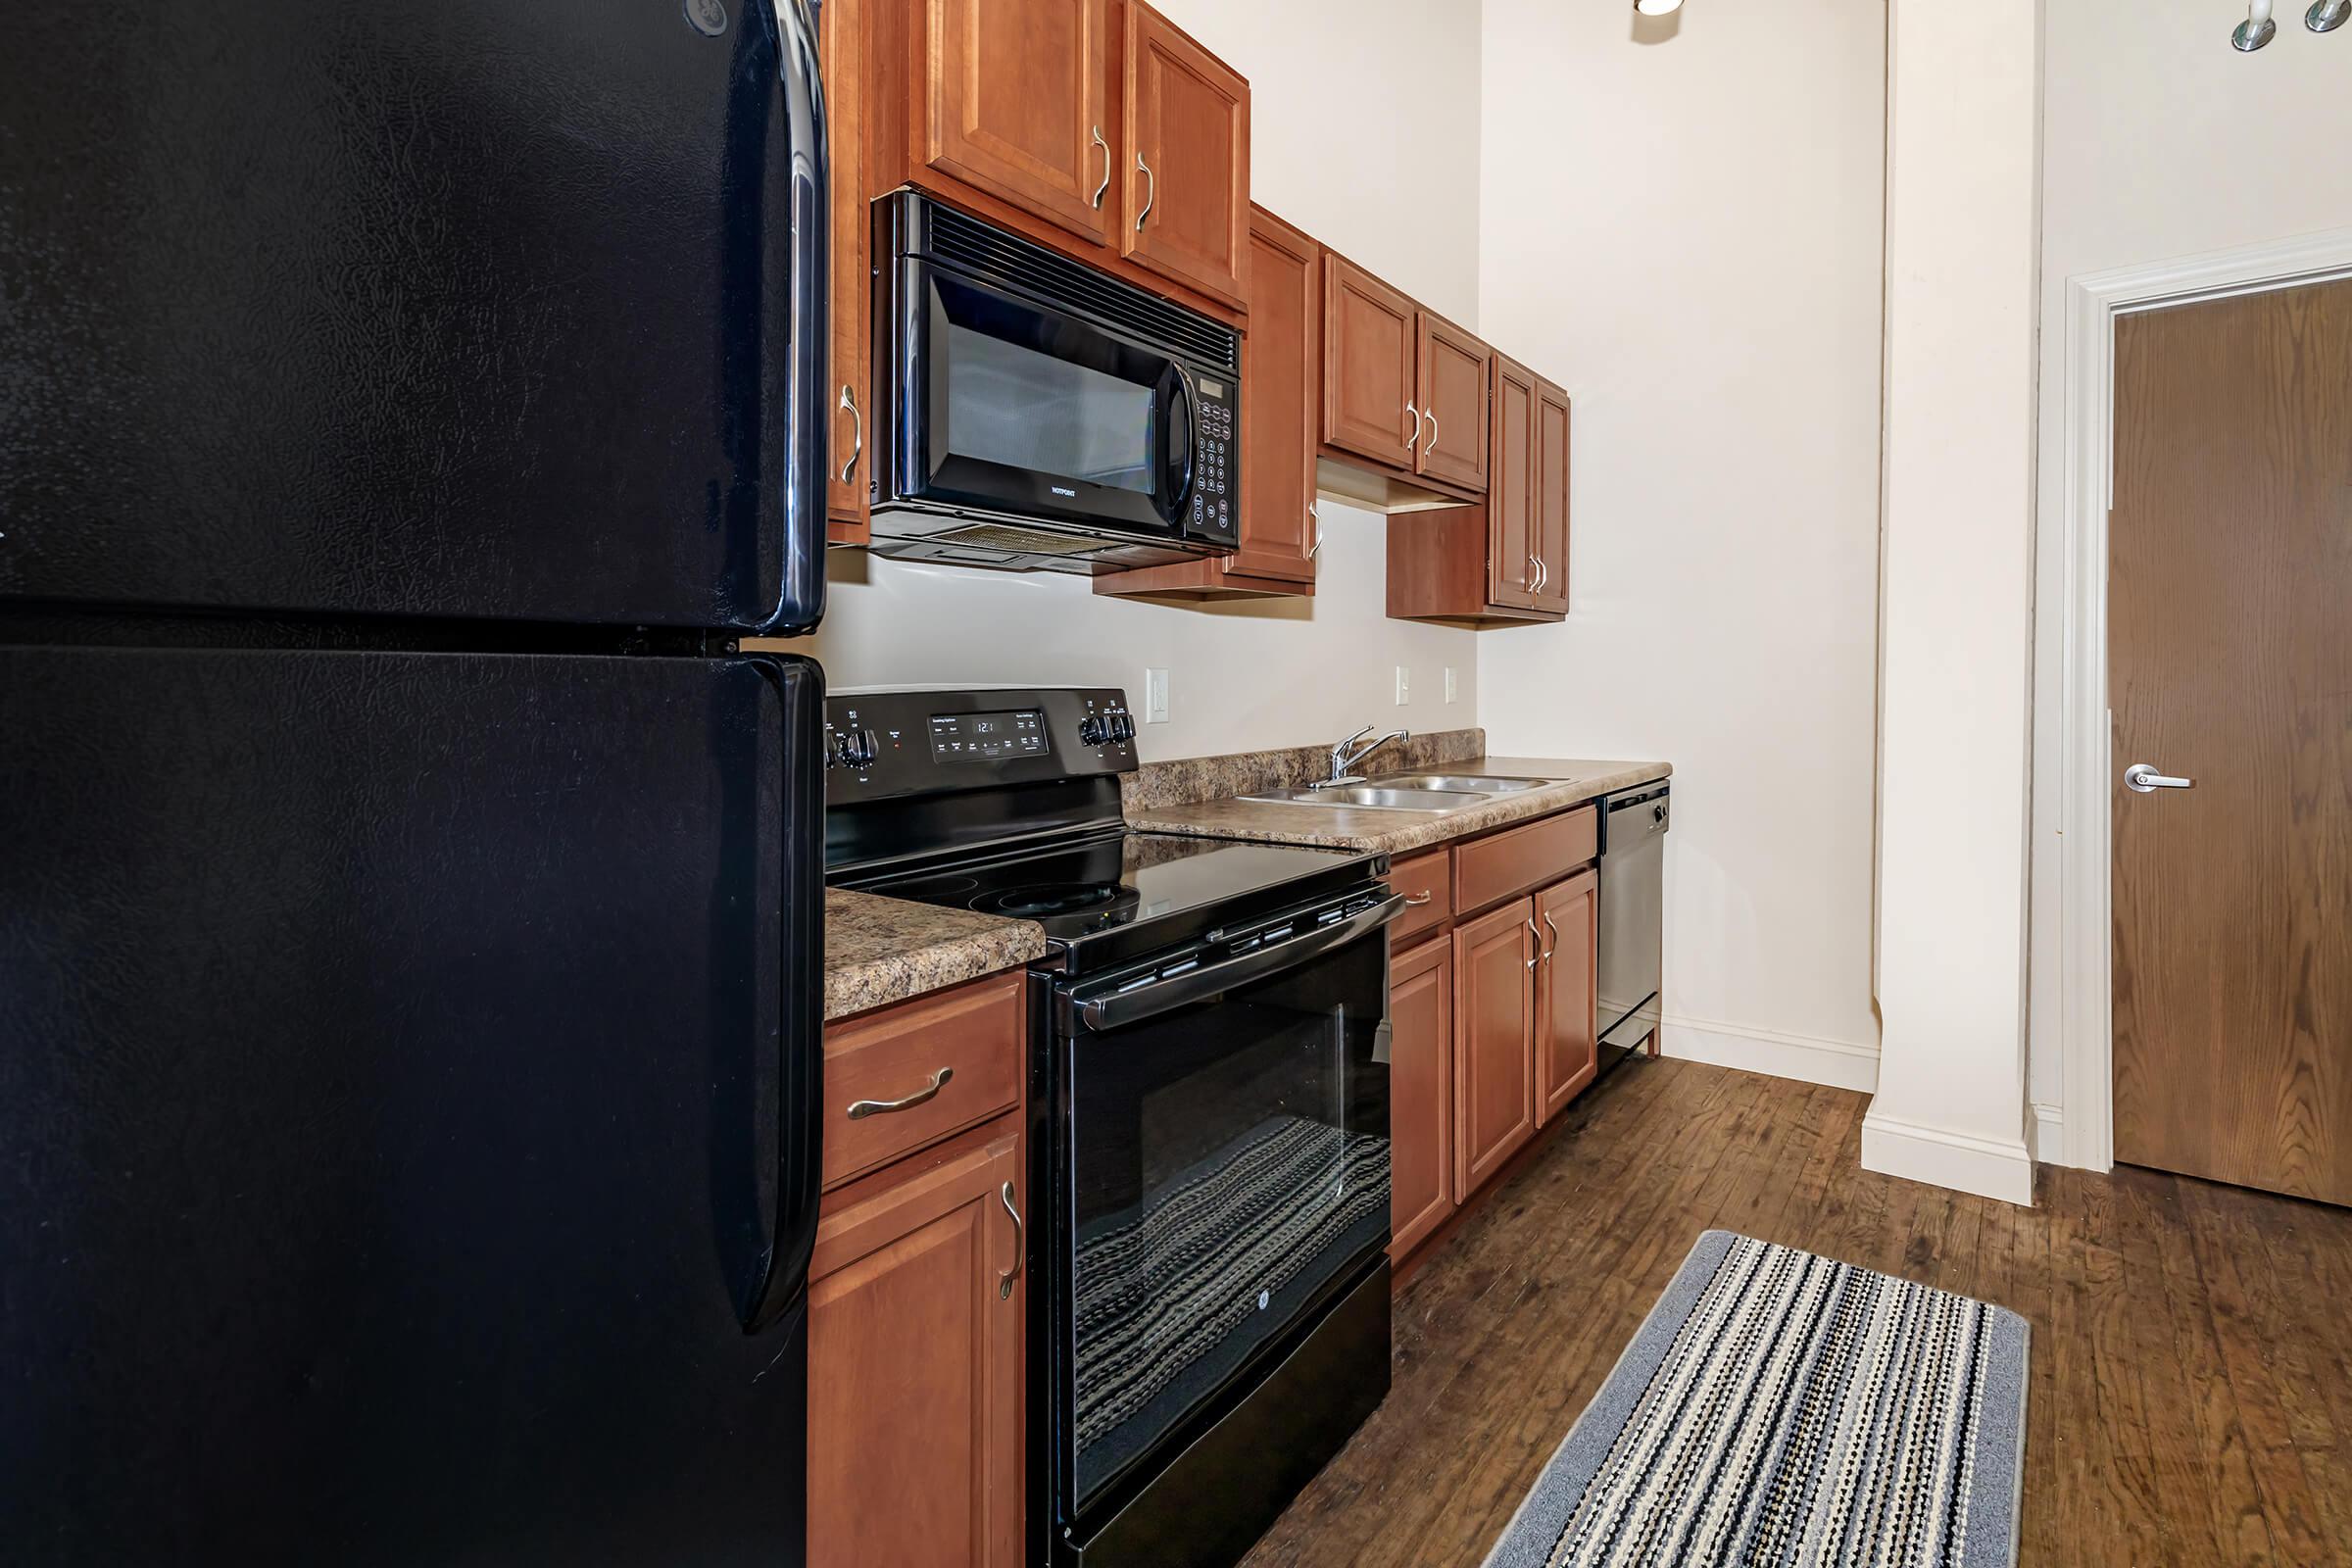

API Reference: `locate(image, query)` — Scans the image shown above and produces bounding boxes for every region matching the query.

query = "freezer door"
[0,647,823,1565]
[0,0,826,633]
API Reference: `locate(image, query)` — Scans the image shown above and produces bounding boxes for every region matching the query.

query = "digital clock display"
[929,709,1049,762]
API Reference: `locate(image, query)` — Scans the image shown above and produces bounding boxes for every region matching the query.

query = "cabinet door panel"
[1487,356,1537,609]
[1532,378,1572,612]
[1535,870,1598,1126]
[1416,313,1491,492]
[1223,205,1318,584]
[924,0,1111,245]
[1389,936,1455,1260]
[809,1131,1024,1568]
[1120,3,1249,308]
[1322,255,1418,468]
[1452,899,1537,1199]
[823,0,870,541]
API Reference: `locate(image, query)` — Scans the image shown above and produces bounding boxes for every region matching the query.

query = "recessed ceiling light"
[1634,0,1685,14]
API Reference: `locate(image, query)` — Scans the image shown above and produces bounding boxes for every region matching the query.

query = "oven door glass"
[1059,927,1391,1513]
[901,260,1194,534]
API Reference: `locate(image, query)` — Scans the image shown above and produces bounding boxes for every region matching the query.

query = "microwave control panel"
[1188,372,1239,545]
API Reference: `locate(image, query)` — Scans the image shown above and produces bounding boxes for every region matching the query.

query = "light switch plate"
[1144,667,1170,723]
[1394,665,1410,706]
[1444,666,1458,704]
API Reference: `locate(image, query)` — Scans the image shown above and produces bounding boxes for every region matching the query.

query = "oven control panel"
[824,686,1138,802]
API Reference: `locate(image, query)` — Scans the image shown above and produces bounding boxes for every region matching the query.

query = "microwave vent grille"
[929,522,1112,558]
[924,205,1241,374]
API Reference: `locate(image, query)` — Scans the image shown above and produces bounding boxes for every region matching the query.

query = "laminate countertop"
[823,888,1046,1023]
[1124,756,1673,857]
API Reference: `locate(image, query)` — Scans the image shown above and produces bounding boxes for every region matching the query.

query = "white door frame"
[2055,225,2352,1173]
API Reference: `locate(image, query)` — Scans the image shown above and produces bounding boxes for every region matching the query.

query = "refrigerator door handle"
[765,0,829,634]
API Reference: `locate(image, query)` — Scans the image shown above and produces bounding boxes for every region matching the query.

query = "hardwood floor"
[1243,1055,2352,1567]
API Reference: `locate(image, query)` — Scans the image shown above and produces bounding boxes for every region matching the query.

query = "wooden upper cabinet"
[1486,355,1538,610]
[1534,869,1598,1127]
[824,0,871,543]
[1531,377,1571,612]
[1389,936,1456,1260]
[1323,255,1419,467]
[809,1129,1026,1568]
[923,0,1113,247]
[1416,313,1491,492]
[1119,3,1250,309]
[1452,898,1537,1199]
[1228,206,1318,582]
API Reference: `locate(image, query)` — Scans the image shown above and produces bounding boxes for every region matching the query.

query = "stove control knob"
[1111,712,1136,742]
[1078,716,1108,746]
[850,727,879,766]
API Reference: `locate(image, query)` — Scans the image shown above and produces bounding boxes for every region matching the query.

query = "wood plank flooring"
[1242,1055,2352,1567]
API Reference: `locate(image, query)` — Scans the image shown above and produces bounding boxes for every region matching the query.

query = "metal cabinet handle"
[1422,409,1438,457]
[1090,126,1111,209]
[1404,402,1420,453]
[1525,917,1542,970]
[1307,506,1323,560]
[1533,558,1548,591]
[837,384,863,484]
[1541,910,1559,962]
[1134,152,1155,229]
[845,1066,952,1119]
[999,1182,1024,1299]
[2124,762,2194,793]
[1402,891,1434,906]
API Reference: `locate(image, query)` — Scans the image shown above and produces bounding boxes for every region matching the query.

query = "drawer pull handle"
[1000,1182,1024,1299]
[846,1066,953,1120]
[1541,910,1559,963]
[1402,891,1434,906]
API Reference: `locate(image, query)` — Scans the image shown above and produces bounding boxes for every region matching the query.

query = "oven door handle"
[1070,894,1407,1033]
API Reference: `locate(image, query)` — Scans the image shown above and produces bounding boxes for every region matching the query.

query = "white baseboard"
[1657,1014,1882,1095]
[1859,1109,2035,1206]
[2030,1102,2065,1163]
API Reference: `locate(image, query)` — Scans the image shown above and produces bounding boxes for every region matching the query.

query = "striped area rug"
[1484,1231,2029,1568]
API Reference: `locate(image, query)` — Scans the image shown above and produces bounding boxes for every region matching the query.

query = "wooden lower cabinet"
[1535,869,1599,1127]
[1388,935,1455,1258]
[1452,897,1538,1199]
[808,1125,1026,1568]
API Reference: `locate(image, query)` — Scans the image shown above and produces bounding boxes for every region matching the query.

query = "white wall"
[1864,0,2041,1205]
[1472,0,1887,1088]
[2027,0,2352,1140]
[797,0,1488,762]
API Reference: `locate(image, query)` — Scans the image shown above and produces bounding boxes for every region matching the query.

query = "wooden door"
[2110,276,2352,1205]
[1322,255,1418,469]
[1119,3,1249,309]
[1415,312,1491,492]
[923,0,1112,246]
[823,0,871,543]
[1486,356,1538,610]
[1534,869,1598,1126]
[1388,935,1455,1259]
[808,1130,1025,1567]
[1452,898,1536,1199]
[1218,205,1318,585]
[1530,377,1571,612]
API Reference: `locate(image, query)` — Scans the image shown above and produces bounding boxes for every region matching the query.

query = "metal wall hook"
[2235,0,2278,48]
[2311,0,2350,32]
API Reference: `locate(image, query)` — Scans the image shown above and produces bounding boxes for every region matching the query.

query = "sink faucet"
[1315,724,1411,789]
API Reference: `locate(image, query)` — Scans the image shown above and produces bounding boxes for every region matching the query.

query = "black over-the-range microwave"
[866,191,1241,575]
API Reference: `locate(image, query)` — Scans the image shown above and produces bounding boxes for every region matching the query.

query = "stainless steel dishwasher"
[1595,780,1670,1077]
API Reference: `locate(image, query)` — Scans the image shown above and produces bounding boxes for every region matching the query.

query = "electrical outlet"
[1144,667,1171,723]
[1394,665,1410,707]
[1444,666,1458,704]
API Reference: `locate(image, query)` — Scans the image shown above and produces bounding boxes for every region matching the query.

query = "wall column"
[1865,0,2043,1204]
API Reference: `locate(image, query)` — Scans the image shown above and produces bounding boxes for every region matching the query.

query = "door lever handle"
[2124,762,2194,793]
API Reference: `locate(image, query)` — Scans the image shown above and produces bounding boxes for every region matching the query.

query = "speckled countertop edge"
[824,887,1046,1022]
[1125,755,1674,856]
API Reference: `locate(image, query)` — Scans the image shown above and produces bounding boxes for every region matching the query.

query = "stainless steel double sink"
[1238,773,1569,813]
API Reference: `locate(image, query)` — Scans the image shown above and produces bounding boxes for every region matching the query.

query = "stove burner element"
[977,882,1134,919]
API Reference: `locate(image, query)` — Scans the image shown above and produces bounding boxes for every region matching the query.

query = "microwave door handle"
[1166,361,1200,517]
[1072,895,1407,1033]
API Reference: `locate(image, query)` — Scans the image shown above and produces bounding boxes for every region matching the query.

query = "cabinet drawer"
[822,970,1025,1190]
[1453,807,1596,915]
[1387,848,1452,947]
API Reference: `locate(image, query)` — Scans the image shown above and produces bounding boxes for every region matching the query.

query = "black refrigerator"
[0,2,829,1562]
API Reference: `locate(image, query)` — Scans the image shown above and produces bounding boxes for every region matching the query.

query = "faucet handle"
[1334,723,1374,752]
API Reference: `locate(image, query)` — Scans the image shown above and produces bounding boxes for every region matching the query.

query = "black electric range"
[825,687,1401,1568]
